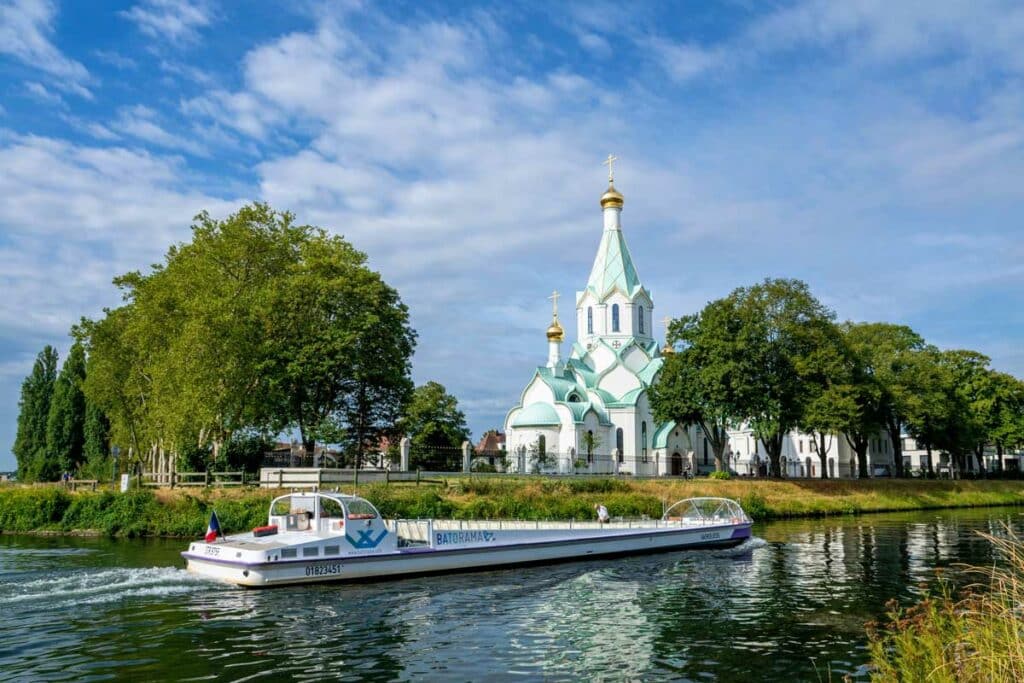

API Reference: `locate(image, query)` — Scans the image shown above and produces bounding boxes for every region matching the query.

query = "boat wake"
[0,566,209,608]
[711,536,767,557]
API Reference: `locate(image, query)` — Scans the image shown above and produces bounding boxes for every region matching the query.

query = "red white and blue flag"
[205,510,222,543]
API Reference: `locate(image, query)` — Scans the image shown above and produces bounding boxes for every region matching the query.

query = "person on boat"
[595,504,610,524]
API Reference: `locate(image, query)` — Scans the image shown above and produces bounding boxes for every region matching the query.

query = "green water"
[1,507,1021,681]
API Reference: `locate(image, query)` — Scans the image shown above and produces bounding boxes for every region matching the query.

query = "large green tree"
[842,323,928,478]
[730,279,837,477]
[12,346,59,481]
[45,341,88,477]
[649,302,744,472]
[77,203,415,470]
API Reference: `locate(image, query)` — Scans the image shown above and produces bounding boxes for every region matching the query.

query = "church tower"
[575,155,654,347]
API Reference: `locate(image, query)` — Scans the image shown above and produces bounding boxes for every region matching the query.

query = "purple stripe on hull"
[731,526,752,540]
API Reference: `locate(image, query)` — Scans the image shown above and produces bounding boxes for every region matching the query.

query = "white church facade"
[503,162,696,476]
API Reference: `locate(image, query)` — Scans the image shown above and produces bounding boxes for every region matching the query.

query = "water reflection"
[0,508,1021,681]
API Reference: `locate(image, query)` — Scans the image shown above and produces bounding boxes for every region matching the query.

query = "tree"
[730,279,837,477]
[76,203,416,471]
[843,323,927,478]
[45,341,88,477]
[398,382,469,470]
[12,346,58,481]
[650,303,744,472]
[904,347,957,477]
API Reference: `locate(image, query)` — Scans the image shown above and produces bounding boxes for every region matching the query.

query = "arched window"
[639,307,645,335]
[587,307,593,334]
[641,421,648,462]
[616,428,624,463]
[587,429,594,464]
[612,304,620,332]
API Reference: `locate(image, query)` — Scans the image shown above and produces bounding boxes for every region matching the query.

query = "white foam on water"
[712,536,768,556]
[0,566,210,607]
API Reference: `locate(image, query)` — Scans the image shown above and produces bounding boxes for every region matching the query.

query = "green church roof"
[585,225,645,301]
[512,402,562,427]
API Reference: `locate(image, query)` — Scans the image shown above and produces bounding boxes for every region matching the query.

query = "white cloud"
[112,105,207,156]
[0,0,92,96]
[24,80,64,106]
[121,0,214,46]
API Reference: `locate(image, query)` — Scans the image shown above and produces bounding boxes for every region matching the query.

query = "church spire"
[585,155,643,300]
[546,290,564,372]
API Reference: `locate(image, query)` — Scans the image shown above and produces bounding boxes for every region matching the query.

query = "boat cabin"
[267,492,383,535]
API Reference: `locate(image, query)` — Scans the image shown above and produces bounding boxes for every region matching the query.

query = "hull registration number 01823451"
[305,563,343,577]
[700,531,722,541]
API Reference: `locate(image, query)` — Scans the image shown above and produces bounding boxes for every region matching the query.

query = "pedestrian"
[595,503,609,524]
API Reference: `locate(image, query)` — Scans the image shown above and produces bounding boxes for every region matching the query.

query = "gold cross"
[661,316,672,330]
[548,290,560,318]
[603,154,617,183]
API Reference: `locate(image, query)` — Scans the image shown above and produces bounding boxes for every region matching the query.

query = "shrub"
[709,470,731,480]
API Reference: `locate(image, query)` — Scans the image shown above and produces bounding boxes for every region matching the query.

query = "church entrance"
[671,452,683,476]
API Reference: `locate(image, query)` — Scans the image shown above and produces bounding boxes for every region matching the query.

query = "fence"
[258,468,444,489]
[141,471,246,488]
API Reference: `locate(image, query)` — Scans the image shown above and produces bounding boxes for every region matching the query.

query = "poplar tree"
[45,341,88,477]
[12,346,59,481]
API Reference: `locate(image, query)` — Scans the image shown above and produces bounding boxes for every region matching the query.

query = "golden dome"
[546,318,565,342]
[661,342,675,356]
[600,183,624,209]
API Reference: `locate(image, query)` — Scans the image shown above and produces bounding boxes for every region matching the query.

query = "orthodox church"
[504,159,696,475]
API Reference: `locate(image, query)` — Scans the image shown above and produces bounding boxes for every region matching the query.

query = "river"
[1,506,1021,682]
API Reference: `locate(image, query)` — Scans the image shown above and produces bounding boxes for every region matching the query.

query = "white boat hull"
[182,522,752,588]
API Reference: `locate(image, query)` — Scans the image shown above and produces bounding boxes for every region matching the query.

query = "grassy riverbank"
[1,477,1023,537]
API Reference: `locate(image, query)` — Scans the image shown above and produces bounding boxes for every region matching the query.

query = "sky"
[1,0,1023,471]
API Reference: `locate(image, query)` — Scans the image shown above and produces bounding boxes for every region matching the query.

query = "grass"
[0,477,1022,537]
[866,526,1024,681]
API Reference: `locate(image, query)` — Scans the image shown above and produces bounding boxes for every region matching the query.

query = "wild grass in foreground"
[867,527,1024,682]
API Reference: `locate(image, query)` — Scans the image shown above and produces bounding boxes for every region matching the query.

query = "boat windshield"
[320,497,344,519]
[346,498,378,519]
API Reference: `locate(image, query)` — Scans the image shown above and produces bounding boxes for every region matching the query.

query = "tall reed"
[867,526,1024,682]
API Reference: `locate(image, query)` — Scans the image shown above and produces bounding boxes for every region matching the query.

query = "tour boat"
[181,493,753,588]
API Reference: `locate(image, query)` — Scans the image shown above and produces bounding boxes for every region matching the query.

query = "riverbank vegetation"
[2,478,1022,538]
[867,528,1024,682]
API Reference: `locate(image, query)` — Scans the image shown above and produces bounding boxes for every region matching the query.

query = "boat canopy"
[662,497,750,524]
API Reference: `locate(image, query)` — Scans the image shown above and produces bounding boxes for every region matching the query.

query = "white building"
[504,168,695,475]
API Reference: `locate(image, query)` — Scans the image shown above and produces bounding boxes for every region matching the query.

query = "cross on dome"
[603,154,618,183]
[548,289,560,318]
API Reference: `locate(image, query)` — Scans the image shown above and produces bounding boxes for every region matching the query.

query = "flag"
[205,510,222,543]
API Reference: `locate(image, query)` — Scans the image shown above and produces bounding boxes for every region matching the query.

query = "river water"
[1,507,1021,682]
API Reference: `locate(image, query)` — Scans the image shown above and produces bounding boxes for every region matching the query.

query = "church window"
[639,308,645,335]
[568,393,581,402]
[616,428,624,462]
[587,307,593,334]
[612,304,620,332]
[641,422,648,463]
[587,430,594,464]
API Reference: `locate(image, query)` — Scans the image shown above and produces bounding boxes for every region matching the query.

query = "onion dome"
[600,183,624,209]
[546,318,565,342]
[661,342,675,356]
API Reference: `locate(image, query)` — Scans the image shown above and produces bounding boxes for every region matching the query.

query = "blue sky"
[2,0,1023,471]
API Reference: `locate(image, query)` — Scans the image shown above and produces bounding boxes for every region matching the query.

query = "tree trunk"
[926,445,934,477]
[763,432,783,478]
[996,441,1004,474]
[974,444,985,478]
[886,421,904,478]
[815,432,829,479]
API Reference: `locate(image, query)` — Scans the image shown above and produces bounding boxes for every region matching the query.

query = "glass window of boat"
[303,547,319,557]
[347,498,378,519]
[281,548,297,559]
[320,497,344,519]
[324,545,340,555]
[271,496,292,516]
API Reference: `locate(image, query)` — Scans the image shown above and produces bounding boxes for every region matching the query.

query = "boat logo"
[347,528,388,549]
